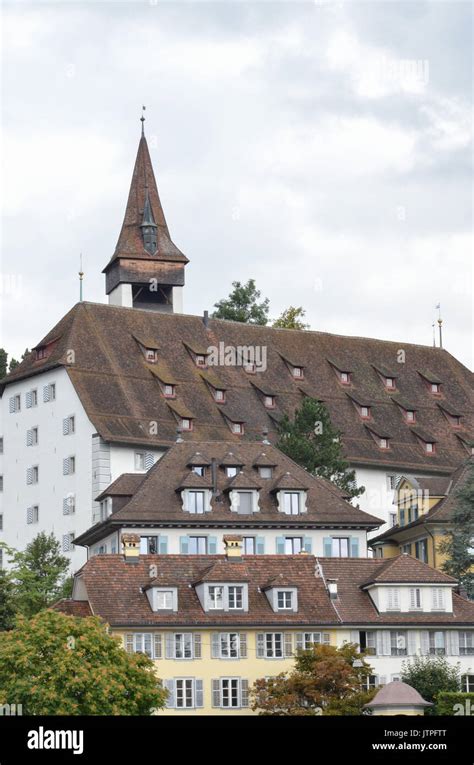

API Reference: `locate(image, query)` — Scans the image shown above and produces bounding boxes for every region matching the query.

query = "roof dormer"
[328,358,352,386]
[183,342,210,368]
[418,370,442,396]
[373,364,397,391]
[262,577,298,613]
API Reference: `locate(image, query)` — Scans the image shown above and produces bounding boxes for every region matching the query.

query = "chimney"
[223,535,243,561]
[122,533,140,563]
[203,310,209,328]
[327,578,338,600]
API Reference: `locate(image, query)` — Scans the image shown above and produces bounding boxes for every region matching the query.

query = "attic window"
[145,349,158,363]
[447,414,461,428]
[226,466,239,478]
[425,442,435,454]
[430,383,441,394]
[231,422,244,435]
[196,355,207,368]
[36,347,47,361]
[360,405,370,420]
[264,395,275,409]
[214,389,226,403]
[339,371,351,385]
[384,377,395,390]
[259,466,273,479]
[405,410,416,423]
[181,418,193,432]
[379,437,390,450]
[291,366,304,379]
[163,384,175,399]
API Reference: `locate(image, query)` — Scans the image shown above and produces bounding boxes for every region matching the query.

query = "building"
[363,681,433,716]
[1,125,472,571]
[370,457,474,571]
[54,536,474,715]
[73,440,382,558]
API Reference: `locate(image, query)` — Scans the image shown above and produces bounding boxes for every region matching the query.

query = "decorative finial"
[432,321,436,347]
[435,302,443,349]
[140,105,146,136]
[79,253,84,302]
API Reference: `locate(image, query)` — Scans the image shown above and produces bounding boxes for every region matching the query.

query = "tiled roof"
[2,302,472,473]
[57,553,474,627]
[50,599,93,617]
[96,473,145,501]
[359,554,456,586]
[366,681,432,708]
[73,442,382,546]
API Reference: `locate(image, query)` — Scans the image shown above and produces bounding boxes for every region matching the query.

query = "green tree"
[0,609,167,715]
[272,306,309,330]
[0,348,7,378]
[212,279,270,325]
[277,397,364,498]
[401,655,460,712]
[438,461,474,599]
[7,533,71,617]
[0,569,16,631]
[251,643,375,715]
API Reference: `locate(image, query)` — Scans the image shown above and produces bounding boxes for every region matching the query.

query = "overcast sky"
[1,1,472,369]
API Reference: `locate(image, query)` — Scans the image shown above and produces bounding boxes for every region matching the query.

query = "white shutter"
[420,630,430,655]
[284,633,293,657]
[63,418,70,435]
[382,631,391,656]
[26,467,33,485]
[211,633,220,658]
[194,633,202,659]
[124,634,134,653]
[407,631,417,655]
[153,633,162,659]
[43,385,50,403]
[26,506,33,524]
[256,633,265,658]
[241,679,249,708]
[296,633,304,651]
[145,453,154,470]
[447,631,459,656]
[212,679,221,708]
[143,634,152,658]
[63,494,75,515]
[165,633,174,659]
[62,534,71,552]
[26,391,32,408]
[163,679,175,708]
[195,679,204,708]
[9,397,15,413]
[26,429,33,447]
[239,633,247,659]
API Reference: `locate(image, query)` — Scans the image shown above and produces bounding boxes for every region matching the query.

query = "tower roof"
[103,133,188,272]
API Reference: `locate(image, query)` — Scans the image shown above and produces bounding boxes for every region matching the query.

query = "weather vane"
[140,105,146,136]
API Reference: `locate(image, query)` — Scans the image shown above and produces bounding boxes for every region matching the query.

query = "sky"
[1,0,472,368]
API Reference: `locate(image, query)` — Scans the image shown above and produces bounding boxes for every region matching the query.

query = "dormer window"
[145,349,158,363]
[185,490,206,514]
[231,422,244,435]
[340,371,351,385]
[181,418,193,431]
[156,591,173,610]
[360,405,370,419]
[208,586,224,610]
[385,377,395,390]
[147,587,178,612]
[430,383,440,394]
[259,466,273,479]
[425,442,435,454]
[214,389,226,403]
[36,347,47,360]
[163,384,175,398]
[292,366,304,379]
[226,466,239,478]
[196,354,207,368]
[379,437,389,450]
[405,410,416,423]
[277,591,294,610]
[229,489,259,515]
[191,466,205,477]
[264,395,275,409]
[283,491,302,515]
[448,414,461,427]
[264,586,298,613]
[205,584,247,612]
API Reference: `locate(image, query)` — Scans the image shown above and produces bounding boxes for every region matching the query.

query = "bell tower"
[103,116,188,312]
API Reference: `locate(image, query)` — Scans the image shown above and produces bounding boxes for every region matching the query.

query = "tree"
[0,348,7,378]
[251,643,375,715]
[212,279,270,325]
[272,306,309,330]
[401,655,460,712]
[0,609,167,715]
[8,348,29,373]
[0,569,16,631]
[277,397,364,498]
[7,533,71,617]
[438,461,474,599]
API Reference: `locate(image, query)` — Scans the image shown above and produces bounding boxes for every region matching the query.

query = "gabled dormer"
[327,358,352,386]
[133,333,160,364]
[225,471,262,515]
[262,575,299,612]
[193,556,250,613]
[178,471,213,514]
[271,472,308,515]
[373,363,397,391]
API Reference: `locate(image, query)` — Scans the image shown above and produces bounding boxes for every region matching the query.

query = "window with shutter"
[27,429,33,447]
[284,633,293,657]
[432,588,446,611]
[145,453,154,470]
[387,588,400,611]
[195,679,204,708]
[163,679,175,708]
[256,633,265,658]
[194,634,202,659]
[43,385,50,402]
[410,588,422,610]
[153,633,162,659]
[212,679,221,708]
[124,635,134,653]
[241,679,249,708]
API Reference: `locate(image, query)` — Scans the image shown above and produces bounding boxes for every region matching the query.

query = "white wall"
[353,466,422,539]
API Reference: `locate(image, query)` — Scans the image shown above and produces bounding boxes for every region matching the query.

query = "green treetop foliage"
[6,532,71,617]
[251,643,376,716]
[277,397,364,498]
[0,569,16,631]
[438,461,474,599]
[212,279,270,325]
[401,655,460,712]
[0,348,7,378]
[0,609,167,715]
[272,306,309,330]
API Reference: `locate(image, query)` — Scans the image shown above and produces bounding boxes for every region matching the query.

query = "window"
[27,466,39,484]
[62,533,75,552]
[406,410,416,422]
[256,633,292,659]
[459,632,474,655]
[385,377,395,390]
[292,366,303,378]
[163,384,175,398]
[226,466,239,478]
[186,491,205,514]
[358,630,376,655]
[156,591,174,610]
[284,537,303,554]
[188,536,208,555]
[214,389,225,403]
[235,491,253,515]
[360,405,370,419]
[387,588,401,611]
[430,383,440,394]
[0,514,2,531]
[140,535,159,554]
[390,631,407,656]
[27,427,39,446]
[277,591,293,610]
[176,679,195,708]
[212,633,245,659]
[429,631,445,655]
[379,437,389,450]
[208,586,224,610]
[43,383,56,402]
[26,389,38,408]
[231,422,244,435]
[283,492,301,515]
[409,588,422,610]
[63,494,76,515]
[9,394,21,413]
[26,505,39,524]
[415,539,428,562]
[264,396,275,408]
[212,678,249,709]
[0,437,3,454]
[401,543,411,554]
[331,537,350,557]
[63,416,75,435]
[389,512,397,527]
[243,537,255,554]
[462,675,474,693]
[425,442,435,454]
[174,633,194,660]
[432,588,446,611]
[340,371,350,384]
[0,476,3,492]
[259,466,273,479]
[195,355,207,368]
[296,632,331,650]
[181,418,193,431]
[145,349,157,363]
[191,466,205,476]
[63,456,75,475]
[228,586,243,610]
